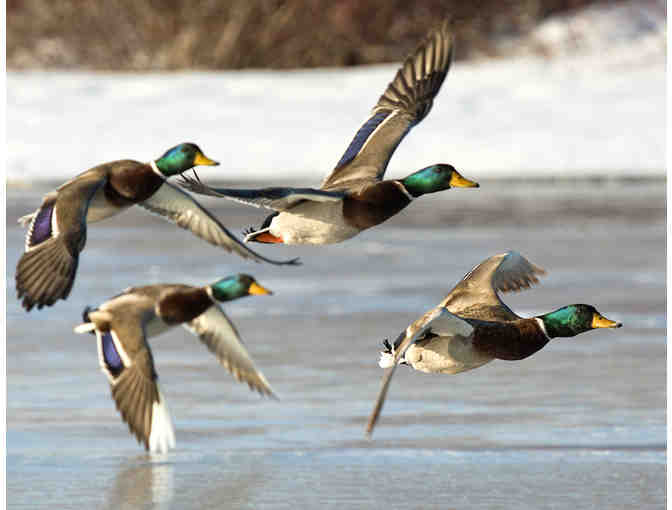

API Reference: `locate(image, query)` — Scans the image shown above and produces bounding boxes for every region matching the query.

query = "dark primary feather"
[16,237,79,311]
[178,173,345,211]
[177,172,231,198]
[439,251,546,320]
[321,20,454,191]
[109,348,159,450]
[375,20,453,121]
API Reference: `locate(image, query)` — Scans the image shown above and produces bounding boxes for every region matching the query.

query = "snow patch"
[6,1,665,185]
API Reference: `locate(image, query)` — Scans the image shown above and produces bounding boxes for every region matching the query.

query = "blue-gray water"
[6,180,665,509]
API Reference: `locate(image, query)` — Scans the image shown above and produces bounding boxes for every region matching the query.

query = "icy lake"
[5,44,666,508]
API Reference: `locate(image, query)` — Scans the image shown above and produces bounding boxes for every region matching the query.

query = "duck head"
[538,304,622,338]
[154,143,219,177]
[401,164,479,197]
[210,274,272,302]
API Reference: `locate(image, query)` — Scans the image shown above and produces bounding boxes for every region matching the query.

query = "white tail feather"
[378,350,396,369]
[74,322,97,334]
[149,386,176,453]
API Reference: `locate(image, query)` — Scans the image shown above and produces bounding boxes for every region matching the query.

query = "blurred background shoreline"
[7,0,666,70]
[7,0,666,186]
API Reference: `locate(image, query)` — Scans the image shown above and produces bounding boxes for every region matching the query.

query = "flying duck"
[179,21,478,245]
[366,251,623,436]
[74,273,275,453]
[16,143,298,311]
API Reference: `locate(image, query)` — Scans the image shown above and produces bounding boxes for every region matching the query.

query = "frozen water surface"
[6,179,665,509]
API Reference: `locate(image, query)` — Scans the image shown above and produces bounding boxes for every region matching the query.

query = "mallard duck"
[74,273,275,453]
[16,142,298,311]
[366,251,622,436]
[179,21,478,245]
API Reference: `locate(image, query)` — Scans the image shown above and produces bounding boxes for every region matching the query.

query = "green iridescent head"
[401,164,479,197]
[210,274,272,302]
[538,304,622,338]
[154,143,219,177]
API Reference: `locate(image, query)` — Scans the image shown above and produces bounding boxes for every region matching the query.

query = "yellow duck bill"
[450,170,479,188]
[592,313,622,328]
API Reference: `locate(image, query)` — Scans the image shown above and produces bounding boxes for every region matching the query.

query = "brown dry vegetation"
[8,0,599,70]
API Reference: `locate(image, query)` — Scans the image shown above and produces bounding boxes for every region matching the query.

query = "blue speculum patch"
[335,112,390,168]
[101,331,123,376]
[29,203,54,246]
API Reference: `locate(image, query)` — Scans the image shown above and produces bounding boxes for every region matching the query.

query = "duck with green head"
[73,273,275,453]
[366,251,622,436]
[179,21,479,245]
[16,142,298,311]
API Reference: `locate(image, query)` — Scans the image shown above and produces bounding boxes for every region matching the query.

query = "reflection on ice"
[104,457,174,509]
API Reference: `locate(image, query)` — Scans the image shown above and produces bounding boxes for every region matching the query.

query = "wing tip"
[279,257,302,267]
[500,251,548,290]
[532,263,548,276]
[374,19,455,121]
[364,424,375,439]
[259,384,278,400]
[15,240,78,311]
[254,252,302,267]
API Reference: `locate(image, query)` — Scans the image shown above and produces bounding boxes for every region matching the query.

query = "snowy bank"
[6,0,665,185]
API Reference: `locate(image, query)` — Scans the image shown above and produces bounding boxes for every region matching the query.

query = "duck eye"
[181,147,189,153]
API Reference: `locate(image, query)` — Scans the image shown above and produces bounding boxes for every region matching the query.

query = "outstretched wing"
[138,180,299,266]
[321,21,454,192]
[16,173,106,311]
[184,305,275,397]
[88,298,176,453]
[439,251,546,319]
[178,173,346,211]
[366,307,472,436]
